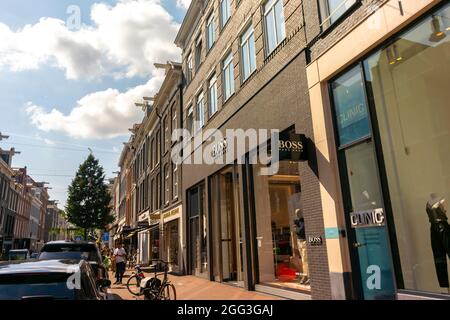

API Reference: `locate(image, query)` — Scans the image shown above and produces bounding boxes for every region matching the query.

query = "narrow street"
[108,270,283,301]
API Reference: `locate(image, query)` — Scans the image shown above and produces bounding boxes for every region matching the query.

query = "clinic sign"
[350,208,385,228]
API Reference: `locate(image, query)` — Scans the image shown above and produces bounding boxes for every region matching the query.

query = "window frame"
[240,24,257,82]
[196,92,205,131]
[263,0,286,55]
[206,12,216,51]
[222,52,235,102]
[220,0,231,29]
[208,74,218,118]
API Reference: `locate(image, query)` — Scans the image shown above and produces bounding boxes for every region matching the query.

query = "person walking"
[113,243,127,285]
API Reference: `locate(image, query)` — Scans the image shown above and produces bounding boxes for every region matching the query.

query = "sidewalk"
[108,270,284,300]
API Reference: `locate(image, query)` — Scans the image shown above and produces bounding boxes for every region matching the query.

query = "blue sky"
[0,0,189,207]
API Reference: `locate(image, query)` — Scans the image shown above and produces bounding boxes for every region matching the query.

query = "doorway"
[210,166,244,285]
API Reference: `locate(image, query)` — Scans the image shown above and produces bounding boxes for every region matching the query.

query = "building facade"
[304,0,450,299]
[176,0,333,300]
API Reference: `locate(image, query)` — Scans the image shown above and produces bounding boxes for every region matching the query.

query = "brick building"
[175,0,332,300]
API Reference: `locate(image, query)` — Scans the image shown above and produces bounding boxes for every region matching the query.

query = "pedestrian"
[113,243,127,285]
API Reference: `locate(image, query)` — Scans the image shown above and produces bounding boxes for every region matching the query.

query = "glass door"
[210,166,243,284]
[331,65,396,299]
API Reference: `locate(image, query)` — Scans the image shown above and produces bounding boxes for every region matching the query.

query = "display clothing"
[427,198,450,288]
[297,239,309,278]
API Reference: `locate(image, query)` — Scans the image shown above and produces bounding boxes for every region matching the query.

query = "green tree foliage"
[66,154,114,239]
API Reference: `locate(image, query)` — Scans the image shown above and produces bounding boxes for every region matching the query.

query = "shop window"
[164,220,179,272]
[331,65,370,147]
[222,53,234,101]
[253,161,311,292]
[318,0,358,30]
[240,24,256,82]
[187,184,208,276]
[362,3,450,296]
[263,0,286,54]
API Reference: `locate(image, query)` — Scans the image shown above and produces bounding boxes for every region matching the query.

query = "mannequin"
[294,209,309,285]
[426,193,450,291]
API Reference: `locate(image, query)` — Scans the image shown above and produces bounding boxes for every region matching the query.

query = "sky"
[0,0,191,207]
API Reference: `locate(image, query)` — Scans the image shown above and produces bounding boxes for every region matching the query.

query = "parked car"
[38,241,108,282]
[30,252,39,259]
[7,249,30,261]
[0,259,111,300]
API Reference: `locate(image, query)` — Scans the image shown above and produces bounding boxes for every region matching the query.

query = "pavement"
[108,270,283,300]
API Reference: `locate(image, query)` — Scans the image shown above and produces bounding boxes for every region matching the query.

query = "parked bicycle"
[126,265,146,296]
[140,259,176,300]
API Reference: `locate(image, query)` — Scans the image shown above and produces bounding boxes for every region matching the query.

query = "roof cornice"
[174,0,204,48]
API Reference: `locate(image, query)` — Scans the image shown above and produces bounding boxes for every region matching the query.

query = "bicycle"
[126,265,146,296]
[141,259,176,300]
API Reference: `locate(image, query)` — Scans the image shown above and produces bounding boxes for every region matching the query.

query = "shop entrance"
[210,166,243,284]
[187,183,208,277]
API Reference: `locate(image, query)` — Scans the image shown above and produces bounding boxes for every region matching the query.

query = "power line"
[2,142,119,154]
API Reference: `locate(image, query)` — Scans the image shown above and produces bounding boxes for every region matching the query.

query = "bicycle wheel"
[161,283,176,300]
[126,275,142,296]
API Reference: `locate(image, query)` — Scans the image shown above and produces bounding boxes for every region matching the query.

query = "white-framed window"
[164,116,169,153]
[240,25,257,81]
[164,164,170,205]
[319,0,357,28]
[186,52,193,83]
[186,105,194,135]
[196,92,205,131]
[172,163,178,200]
[172,104,177,142]
[263,0,286,54]
[208,74,218,117]
[195,36,202,70]
[220,0,231,28]
[207,13,215,51]
[222,53,234,101]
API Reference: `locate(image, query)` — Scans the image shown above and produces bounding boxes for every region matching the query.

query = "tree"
[66,154,114,240]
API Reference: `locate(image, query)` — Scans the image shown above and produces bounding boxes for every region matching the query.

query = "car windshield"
[8,252,28,261]
[39,244,99,262]
[0,274,75,300]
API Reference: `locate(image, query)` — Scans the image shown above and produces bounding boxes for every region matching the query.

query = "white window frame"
[208,74,218,117]
[164,164,170,205]
[220,0,231,28]
[263,0,286,54]
[240,25,257,81]
[186,52,193,83]
[196,92,205,131]
[172,163,178,200]
[187,105,194,135]
[172,104,177,141]
[319,0,357,28]
[206,13,215,51]
[222,53,234,102]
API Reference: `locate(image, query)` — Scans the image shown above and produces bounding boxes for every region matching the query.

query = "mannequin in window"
[294,209,309,285]
[426,193,450,291]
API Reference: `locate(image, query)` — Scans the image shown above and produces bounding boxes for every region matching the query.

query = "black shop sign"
[278,132,308,162]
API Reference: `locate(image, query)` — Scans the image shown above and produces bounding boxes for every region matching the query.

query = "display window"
[252,161,311,292]
[330,3,450,297]
[164,219,179,272]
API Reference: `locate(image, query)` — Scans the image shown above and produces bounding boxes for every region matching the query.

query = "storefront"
[162,205,182,274]
[182,49,332,299]
[137,211,150,265]
[148,212,161,263]
[307,0,450,299]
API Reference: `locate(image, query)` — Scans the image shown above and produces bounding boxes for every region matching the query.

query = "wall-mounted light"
[429,15,447,42]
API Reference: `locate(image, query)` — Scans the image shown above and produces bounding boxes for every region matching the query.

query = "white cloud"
[0,0,181,80]
[26,69,166,139]
[176,0,191,9]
